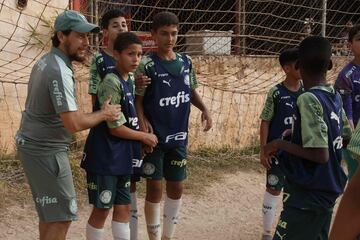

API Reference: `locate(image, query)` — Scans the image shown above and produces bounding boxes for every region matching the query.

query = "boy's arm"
[330,122,360,239]
[335,73,354,128]
[342,108,353,147]
[264,139,329,164]
[188,57,212,131]
[347,123,360,160]
[59,96,121,133]
[109,125,157,147]
[259,87,276,169]
[191,89,212,131]
[88,53,102,106]
[264,92,329,164]
[98,74,157,146]
[260,120,271,169]
[134,56,151,96]
[135,95,152,133]
[329,167,360,240]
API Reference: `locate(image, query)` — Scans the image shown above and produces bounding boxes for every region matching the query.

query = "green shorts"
[18,150,77,222]
[274,205,332,240]
[266,157,285,191]
[86,173,131,209]
[142,146,187,181]
[273,183,333,240]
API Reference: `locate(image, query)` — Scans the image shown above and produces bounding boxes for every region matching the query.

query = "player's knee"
[91,207,111,222]
[146,180,162,201]
[166,181,183,199]
[113,204,131,222]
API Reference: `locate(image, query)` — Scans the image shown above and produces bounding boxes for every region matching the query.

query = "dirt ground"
[0,168,284,240]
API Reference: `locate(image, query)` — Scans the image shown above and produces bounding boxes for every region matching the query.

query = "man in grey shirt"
[16,10,121,240]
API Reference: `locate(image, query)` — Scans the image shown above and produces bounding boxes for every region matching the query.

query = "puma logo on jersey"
[162,79,171,87]
[333,136,343,150]
[330,111,340,127]
[285,102,294,108]
[275,230,286,240]
[353,80,360,84]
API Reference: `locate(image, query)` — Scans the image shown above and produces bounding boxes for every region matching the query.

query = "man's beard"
[65,43,86,62]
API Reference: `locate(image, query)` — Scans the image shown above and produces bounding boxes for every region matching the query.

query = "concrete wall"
[0,0,68,154]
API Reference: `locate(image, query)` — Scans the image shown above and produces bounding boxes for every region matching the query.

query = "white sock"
[162,197,182,239]
[145,201,161,240]
[86,223,105,240]
[262,191,280,235]
[112,221,130,240]
[130,192,138,240]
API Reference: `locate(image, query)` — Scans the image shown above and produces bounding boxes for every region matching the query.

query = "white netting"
[0,0,358,156]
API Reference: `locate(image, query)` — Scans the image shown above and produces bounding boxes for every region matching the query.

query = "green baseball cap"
[54,10,100,33]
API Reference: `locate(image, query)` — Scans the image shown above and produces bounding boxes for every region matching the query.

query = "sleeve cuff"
[106,117,127,129]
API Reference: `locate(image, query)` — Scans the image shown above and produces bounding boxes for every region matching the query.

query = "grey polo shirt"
[17,47,78,154]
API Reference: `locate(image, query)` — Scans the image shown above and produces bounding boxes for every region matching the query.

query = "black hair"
[51,30,72,47]
[348,24,360,42]
[152,11,179,31]
[279,48,299,67]
[298,35,332,75]
[113,32,142,52]
[100,9,126,29]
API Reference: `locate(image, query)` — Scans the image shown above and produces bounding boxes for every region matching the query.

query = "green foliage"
[20,13,57,50]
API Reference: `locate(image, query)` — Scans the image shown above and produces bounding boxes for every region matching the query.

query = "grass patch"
[184,146,262,195]
[0,146,262,208]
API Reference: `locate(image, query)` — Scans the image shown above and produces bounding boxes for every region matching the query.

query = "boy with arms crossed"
[264,36,352,240]
[259,48,302,240]
[81,32,158,240]
[135,11,212,240]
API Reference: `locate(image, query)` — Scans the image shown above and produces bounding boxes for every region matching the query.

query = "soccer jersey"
[88,50,116,95]
[17,47,77,154]
[81,71,141,175]
[135,53,197,148]
[335,62,360,126]
[260,82,303,142]
[280,85,351,208]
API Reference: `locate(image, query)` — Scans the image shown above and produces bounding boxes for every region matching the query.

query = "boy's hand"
[141,132,158,147]
[101,96,122,121]
[260,147,271,170]
[135,73,151,90]
[263,140,279,159]
[141,144,153,157]
[201,109,212,131]
[281,129,292,139]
